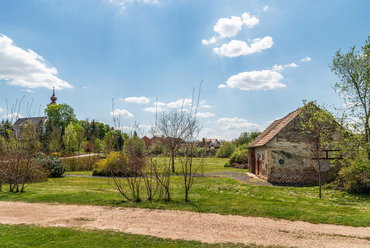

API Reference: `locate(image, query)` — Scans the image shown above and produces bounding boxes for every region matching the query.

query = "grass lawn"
[1,171,369,226]
[0,224,259,248]
[65,157,245,176]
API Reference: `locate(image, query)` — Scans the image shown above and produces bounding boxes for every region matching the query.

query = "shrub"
[51,152,61,158]
[216,143,236,158]
[224,161,230,167]
[93,152,137,177]
[334,161,370,194]
[229,145,248,164]
[39,156,65,178]
[83,142,94,153]
[63,155,102,171]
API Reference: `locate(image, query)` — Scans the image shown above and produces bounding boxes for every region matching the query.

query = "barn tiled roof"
[247,107,302,148]
[13,117,48,127]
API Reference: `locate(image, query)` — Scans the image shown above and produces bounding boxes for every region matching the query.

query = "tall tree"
[330,36,370,159]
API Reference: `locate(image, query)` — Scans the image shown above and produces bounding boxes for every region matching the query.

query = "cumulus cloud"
[196,112,216,118]
[125,96,150,104]
[241,13,259,28]
[0,34,73,90]
[213,37,273,57]
[300,56,311,62]
[263,6,269,12]
[217,117,259,131]
[167,98,192,108]
[223,70,285,91]
[285,63,298,68]
[0,107,4,112]
[213,16,244,38]
[202,37,218,45]
[110,108,134,118]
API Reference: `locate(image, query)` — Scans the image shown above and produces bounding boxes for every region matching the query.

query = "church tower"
[47,87,58,106]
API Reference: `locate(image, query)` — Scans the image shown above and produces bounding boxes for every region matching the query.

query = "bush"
[51,152,61,158]
[93,152,138,177]
[229,145,248,164]
[334,162,370,194]
[39,156,65,178]
[82,142,94,153]
[62,155,102,171]
[224,161,230,167]
[216,143,235,158]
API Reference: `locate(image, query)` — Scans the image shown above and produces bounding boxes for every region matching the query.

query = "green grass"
[1,174,369,226]
[65,157,244,176]
[0,224,260,248]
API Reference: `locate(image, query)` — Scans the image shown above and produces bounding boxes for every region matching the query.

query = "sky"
[0,0,369,140]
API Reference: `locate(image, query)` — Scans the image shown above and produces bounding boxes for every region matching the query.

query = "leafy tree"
[233,131,261,147]
[330,36,370,159]
[300,102,337,198]
[45,104,76,129]
[215,142,236,158]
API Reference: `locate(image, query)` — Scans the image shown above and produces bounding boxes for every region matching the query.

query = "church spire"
[48,87,58,106]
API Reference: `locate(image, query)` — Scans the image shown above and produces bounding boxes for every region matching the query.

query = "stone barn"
[247,104,342,184]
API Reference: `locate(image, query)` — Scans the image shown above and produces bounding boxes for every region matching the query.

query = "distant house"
[142,136,166,150]
[198,138,221,150]
[247,103,342,184]
[13,116,48,138]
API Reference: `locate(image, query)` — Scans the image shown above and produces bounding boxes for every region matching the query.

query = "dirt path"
[0,201,369,248]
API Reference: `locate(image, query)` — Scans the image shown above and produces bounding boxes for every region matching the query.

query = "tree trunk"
[171,154,175,173]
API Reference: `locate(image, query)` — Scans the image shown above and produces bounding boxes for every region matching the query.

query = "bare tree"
[0,122,48,193]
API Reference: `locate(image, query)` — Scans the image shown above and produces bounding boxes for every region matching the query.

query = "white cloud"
[300,56,311,62]
[241,13,259,28]
[3,112,22,119]
[213,37,273,57]
[200,100,212,108]
[285,63,298,68]
[272,63,299,72]
[213,16,244,38]
[217,117,259,131]
[272,64,285,72]
[110,108,134,118]
[218,84,227,88]
[25,89,34,93]
[196,112,216,118]
[202,37,218,45]
[125,96,150,104]
[223,70,285,91]
[0,34,73,90]
[83,86,87,89]
[263,6,269,12]
[143,106,164,113]
[167,98,192,108]
[0,107,4,112]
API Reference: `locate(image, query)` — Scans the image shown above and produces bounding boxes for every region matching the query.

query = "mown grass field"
[0,224,259,248]
[1,157,369,227]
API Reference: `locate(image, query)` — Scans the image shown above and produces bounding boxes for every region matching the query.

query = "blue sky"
[0,0,369,140]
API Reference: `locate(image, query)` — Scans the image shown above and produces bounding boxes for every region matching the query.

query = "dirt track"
[0,201,369,247]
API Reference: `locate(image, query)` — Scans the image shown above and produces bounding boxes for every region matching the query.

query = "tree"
[156,109,191,173]
[330,36,370,160]
[300,102,337,199]
[233,131,261,147]
[45,104,76,129]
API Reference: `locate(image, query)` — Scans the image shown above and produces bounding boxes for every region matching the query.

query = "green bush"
[216,143,235,158]
[224,161,230,167]
[39,156,65,178]
[334,161,370,194]
[62,155,102,171]
[229,145,248,164]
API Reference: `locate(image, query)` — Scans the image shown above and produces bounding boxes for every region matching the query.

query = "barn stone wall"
[259,114,341,184]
